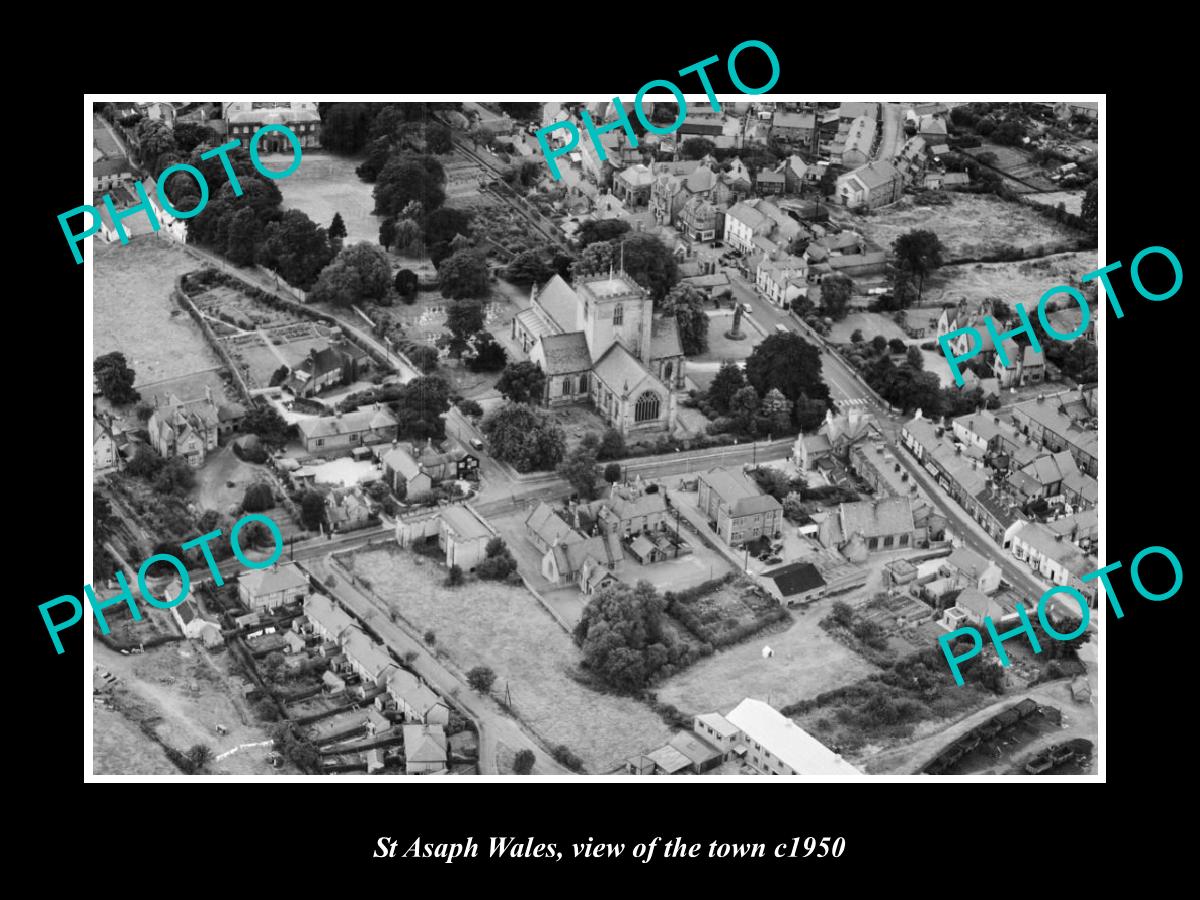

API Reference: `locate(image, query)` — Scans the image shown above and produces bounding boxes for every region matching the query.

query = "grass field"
[655,593,879,716]
[270,151,380,246]
[93,705,178,774]
[94,240,224,385]
[348,546,673,772]
[837,193,1080,260]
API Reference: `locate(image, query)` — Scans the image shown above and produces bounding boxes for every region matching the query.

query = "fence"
[173,276,254,403]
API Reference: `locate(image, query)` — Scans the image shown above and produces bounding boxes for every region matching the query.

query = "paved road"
[303,556,569,775]
[877,102,905,162]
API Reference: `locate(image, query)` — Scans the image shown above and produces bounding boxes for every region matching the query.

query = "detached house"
[284,340,369,398]
[541,530,624,594]
[296,405,398,455]
[382,445,433,500]
[835,160,903,210]
[696,467,784,547]
[148,392,220,466]
[794,408,878,471]
[237,563,310,611]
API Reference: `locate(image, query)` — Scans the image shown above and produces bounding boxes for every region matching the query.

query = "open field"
[654,593,879,716]
[93,638,288,775]
[94,240,224,385]
[836,193,1080,260]
[347,545,673,772]
[920,250,1099,308]
[827,311,908,344]
[93,704,178,774]
[1025,191,1085,216]
[271,151,381,246]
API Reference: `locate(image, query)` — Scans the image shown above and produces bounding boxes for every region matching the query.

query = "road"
[303,556,569,775]
[183,524,394,586]
[876,102,905,162]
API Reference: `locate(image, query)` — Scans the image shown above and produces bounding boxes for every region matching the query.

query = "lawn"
[271,151,381,246]
[347,545,673,772]
[93,705,177,775]
[654,593,880,716]
[836,193,1082,260]
[827,311,908,344]
[94,239,224,386]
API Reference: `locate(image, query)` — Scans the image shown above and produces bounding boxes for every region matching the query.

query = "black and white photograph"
[82,96,1103,780]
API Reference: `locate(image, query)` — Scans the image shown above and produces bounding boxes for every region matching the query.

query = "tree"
[327,211,347,243]
[424,207,473,253]
[760,388,793,434]
[512,749,536,774]
[831,601,855,629]
[707,361,746,415]
[480,402,566,472]
[407,344,440,373]
[373,154,445,217]
[394,268,419,302]
[1081,182,1097,232]
[573,580,681,692]
[597,428,626,461]
[126,446,163,479]
[728,385,760,433]
[458,398,483,419]
[887,338,907,354]
[300,492,326,532]
[172,122,217,153]
[446,564,464,586]
[870,335,888,353]
[906,346,925,370]
[681,137,716,160]
[659,284,710,356]
[379,216,398,250]
[438,251,490,300]
[445,299,486,340]
[818,168,838,197]
[576,219,631,248]
[819,274,854,321]
[744,332,830,425]
[424,630,437,644]
[557,445,600,500]
[464,331,507,372]
[242,404,295,446]
[242,482,275,512]
[395,375,451,439]
[851,329,864,344]
[892,229,946,302]
[153,456,196,495]
[467,666,496,693]
[94,352,140,405]
[185,744,213,774]
[257,210,335,290]
[425,122,453,154]
[504,248,556,283]
[135,119,176,172]
[469,125,494,149]
[496,361,546,404]
[603,462,622,484]
[615,233,680,300]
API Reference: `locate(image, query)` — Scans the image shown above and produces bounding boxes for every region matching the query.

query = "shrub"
[446,564,464,586]
[551,744,585,773]
[512,749,536,774]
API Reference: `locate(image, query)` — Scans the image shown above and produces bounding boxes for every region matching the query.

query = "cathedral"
[511,270,685,438]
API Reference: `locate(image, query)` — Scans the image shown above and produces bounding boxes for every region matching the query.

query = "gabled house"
[541,530,624,592]
[1007,521,1096,607]
[834,160,904,210]
[524,501,585,554]
[817,497,916,559]
[993,338,1046,388]
[755,255,808,308]
[403,724,448,775]
[382,445,432,500]
[762,561,827,606]
[283,342,367,398]
[696,467,784,547]
[148,392,220,466]
[303,593,357,645]
[237,563,310,611]
[794,407,878,471]
[296,405,398,455]
[342,626,398,688]
[325,489,374,533]
[941,546,1002,594]
[387,668,451,726]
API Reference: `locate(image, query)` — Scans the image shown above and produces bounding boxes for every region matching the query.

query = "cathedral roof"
[533,275,580,333]
[650,316,683,360]
[539,332,592,375]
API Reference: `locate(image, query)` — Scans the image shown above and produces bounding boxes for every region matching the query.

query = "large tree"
[659,284,710,356]
[256,210,335,290]
[576,218,630,249]
[373,154,446,217]
[680,137,716,160]
[445,299,486,342]
[707,361,746,414]
[1081,182,1097,233]
[94,352,140,406]
[309,242,391,307]
[320,102,384,153]
[744,332,831,421]
[496,360,546,404]
[328,212,347,242]
[892,229,946,302]
[172,122,217,153]
[438,251,490,300]
[480,402,566,473]
[393,374,451,440]
[573,580,684,692]
[819,274,854,321]
[615,233,680,301]
[504,248,556,284]
[135,118,176,173]
[557,444,600,500]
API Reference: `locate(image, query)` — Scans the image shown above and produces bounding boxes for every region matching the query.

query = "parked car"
[469,438,485,451]
[741,303,754,314]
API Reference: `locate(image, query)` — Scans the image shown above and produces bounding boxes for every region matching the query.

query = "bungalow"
[403,724,448,775]
[762,561,827,606]
[297,405,398,455]
[696,467,784,547]
[382,445,433,500]
[237,563,310,611]
[387,668,451,726]
[439,505,493,571]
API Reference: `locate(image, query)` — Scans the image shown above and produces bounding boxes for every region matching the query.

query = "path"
[215,740,273,761]
[303,556,569,775]
[876,102,904,162]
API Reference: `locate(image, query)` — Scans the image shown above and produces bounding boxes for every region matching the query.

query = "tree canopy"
[437,250,490,300]
[480,402,565,472]
[744,332,830,424]
[659,284,710,356]
[573,580,690,692]
[94,352,140,406]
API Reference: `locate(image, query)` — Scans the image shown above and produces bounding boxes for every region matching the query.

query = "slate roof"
[1021,450,1078,486]
[343,627,397,681]
[303,593,357,641]
[606,488,668,523]
[946,546,994,581]
[516,305,556,339]
[838,497,915,539]
[847,160,901,191]
[649,316,683,360]
[382,446,422,481]
[731,493,782,517]
[533,275,580,333]
[539,332,591,374]
[552,531,622,573]
[647,743,692,774]
[297,407,397,441]
[700,467,759,503]
[239,563,308,600]
[695,712,740,739]
[388,668,445,717]
[837,102,878,120]
[686,165,718,193]
[439,505,491,542]
[957,586,1005,620]
[726,201,769,231]
[668,730,722,766]
[1061,470,1098,505]
[593,341,653,394]
[764,561,826,597]
[525,502,584,547]
[402,724,448,765]
[618,163,654,187]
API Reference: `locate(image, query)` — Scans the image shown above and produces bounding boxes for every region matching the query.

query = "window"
[883,535,894,548]
[663,361,673,380]
[561,377,572,396]
[613,304,623,325]
[900,534,910,547]
[634,391,660,422]
[316,439,324,447]
[579,373,589,393]
[868,537,878,550]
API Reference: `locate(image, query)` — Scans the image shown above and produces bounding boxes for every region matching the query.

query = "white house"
[237,563,310,611]
[725,698,862,776]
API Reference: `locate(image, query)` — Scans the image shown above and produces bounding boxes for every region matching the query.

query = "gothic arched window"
[634,391,660,423]
[663,361,673,380]
[613,304,624,326]
[579,373,589,393]
[562,377,572,396]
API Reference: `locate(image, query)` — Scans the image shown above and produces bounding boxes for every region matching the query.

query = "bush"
[551,744,585,773]
[467,665,496,693]
[423,630,436,645]
[512,749,536,774]
[446,564,464,586]
[242,482,275,513]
